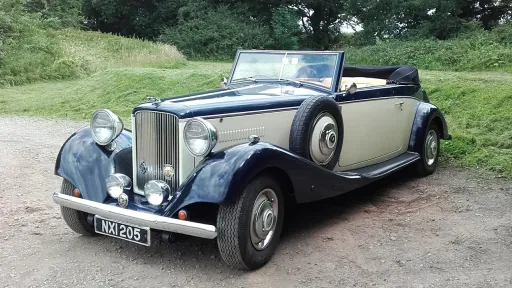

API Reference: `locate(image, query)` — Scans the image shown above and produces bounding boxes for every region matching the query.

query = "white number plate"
[94,216,150,246]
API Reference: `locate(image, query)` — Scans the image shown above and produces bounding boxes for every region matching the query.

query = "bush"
[0,3,65,86]
[336,25,512,72]
[270,8,301,50]
[160,3,274,59]
[24,0,82,28]
[0,1,185,87]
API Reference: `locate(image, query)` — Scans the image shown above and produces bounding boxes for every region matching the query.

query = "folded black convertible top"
[343,65,420,85]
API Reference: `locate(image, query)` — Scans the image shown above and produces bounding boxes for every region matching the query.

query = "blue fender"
[54,127,132,203]
[408,102,451,154]
[163,142,372,216]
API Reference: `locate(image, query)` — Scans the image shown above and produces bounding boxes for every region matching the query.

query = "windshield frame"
[227,50,345,93]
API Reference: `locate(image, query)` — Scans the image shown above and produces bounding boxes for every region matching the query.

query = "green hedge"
[340,25,512,72]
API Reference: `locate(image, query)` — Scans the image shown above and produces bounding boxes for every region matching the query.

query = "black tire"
[413,122,440,177]
[60,180,96,236]
[217,174,284,270]
[289,95,344,170]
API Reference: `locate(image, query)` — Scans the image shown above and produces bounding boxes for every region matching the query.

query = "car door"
[392,94,421,154]
[336,87,403,170]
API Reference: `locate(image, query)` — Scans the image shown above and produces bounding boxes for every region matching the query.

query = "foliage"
[0,1,64,86]
[82,0,187,40]
[339,27,512,72]
[0,10,184,87]
[345,0,512,40]
[270,7,301,50]
[159,2,274,59]
[24,0,82,28]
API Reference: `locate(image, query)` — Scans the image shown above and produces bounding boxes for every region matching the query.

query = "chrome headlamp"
[183,118,217,157]
[91,109,123,146]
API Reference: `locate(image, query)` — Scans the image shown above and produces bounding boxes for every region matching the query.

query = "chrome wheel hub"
[250,189,278,250]
[310,112,338,165]
[425,130,438,166]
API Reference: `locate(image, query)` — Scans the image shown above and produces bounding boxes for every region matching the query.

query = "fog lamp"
[106,173,132,199]
[144,180,170,206]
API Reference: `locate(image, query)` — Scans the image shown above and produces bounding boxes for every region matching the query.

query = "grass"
[0,26,185,86]
[422,71,512,176]
[1,63,510,177]
[0,62,231,124]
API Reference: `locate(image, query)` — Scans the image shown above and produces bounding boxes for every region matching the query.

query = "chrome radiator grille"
[133,111,180,193]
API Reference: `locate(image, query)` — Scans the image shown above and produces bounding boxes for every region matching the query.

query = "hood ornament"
[146,97,162,106]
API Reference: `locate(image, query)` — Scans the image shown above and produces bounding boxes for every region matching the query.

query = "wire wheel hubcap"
[250,188,278,250]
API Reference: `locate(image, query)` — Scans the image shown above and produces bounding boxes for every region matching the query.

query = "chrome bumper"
[53,192,217,239]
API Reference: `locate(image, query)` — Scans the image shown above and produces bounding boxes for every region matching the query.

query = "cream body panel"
[208,110,297,151]
[394,97,420,153]
[178,121,195,186]
[179,96,420,177]
[337,97,402,170]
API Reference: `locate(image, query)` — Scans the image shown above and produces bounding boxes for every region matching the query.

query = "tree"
[212,0,347,49]
[346,0,512,40]
[82,0,187,40]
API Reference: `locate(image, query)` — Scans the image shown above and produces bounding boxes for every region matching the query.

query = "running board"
[337,152,420,179]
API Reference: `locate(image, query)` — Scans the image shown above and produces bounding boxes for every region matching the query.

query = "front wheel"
[60,180,96,236]
[217,174,284,270]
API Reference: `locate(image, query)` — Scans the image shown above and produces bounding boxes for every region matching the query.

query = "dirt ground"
[0,117,511,288]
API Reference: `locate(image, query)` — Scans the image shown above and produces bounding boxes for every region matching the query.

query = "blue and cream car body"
[54,50,450,269]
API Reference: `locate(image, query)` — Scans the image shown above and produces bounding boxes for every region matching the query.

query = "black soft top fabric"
[343,65,420,85]
[292,64,420,85]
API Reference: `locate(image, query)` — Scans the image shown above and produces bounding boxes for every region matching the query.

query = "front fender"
[164,142,370,216]
[55,127,132,202]
[408,102,451,154]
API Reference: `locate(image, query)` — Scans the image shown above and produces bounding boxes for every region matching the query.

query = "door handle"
[395,101,404,111]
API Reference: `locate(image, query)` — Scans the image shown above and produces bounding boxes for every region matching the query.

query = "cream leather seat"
[340,77,387,90]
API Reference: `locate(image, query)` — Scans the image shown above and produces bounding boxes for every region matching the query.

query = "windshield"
[230,52,338,89]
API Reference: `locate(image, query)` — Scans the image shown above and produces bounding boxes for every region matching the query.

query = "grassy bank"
[0,63,510,177]
[0,26,185,87]
[341,26,512,73]
[0,62,230,122]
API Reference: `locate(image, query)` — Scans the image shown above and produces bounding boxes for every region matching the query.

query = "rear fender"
[408,102,450,154]
[54,127,132,202]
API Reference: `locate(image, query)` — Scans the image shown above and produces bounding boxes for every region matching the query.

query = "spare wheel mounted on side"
[289,95,344,170]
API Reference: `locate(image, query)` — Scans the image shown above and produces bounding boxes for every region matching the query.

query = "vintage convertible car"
[53,50,451,270]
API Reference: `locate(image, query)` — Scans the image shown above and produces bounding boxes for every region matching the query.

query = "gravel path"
[1,116,511,288]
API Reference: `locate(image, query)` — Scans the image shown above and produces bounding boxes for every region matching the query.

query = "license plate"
[94,216,150,246]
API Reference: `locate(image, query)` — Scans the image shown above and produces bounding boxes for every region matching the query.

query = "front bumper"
[53,192,218,239]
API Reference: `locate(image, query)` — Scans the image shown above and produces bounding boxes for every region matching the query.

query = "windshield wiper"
[231,77,259,83]
[231,77,304,88]
[279,78,303,87]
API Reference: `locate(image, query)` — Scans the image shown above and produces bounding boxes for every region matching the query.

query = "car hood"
[133,83,330,118]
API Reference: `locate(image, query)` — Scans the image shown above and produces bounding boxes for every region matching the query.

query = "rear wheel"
[217,174,284,270]
[414,123,440,176]
[60,180,95,236]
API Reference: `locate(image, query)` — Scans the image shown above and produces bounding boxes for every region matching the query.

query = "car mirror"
[345,82,357,94]
[220,77,228,88]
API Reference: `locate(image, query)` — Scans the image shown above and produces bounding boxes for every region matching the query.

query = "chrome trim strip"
[53,192,217,239]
